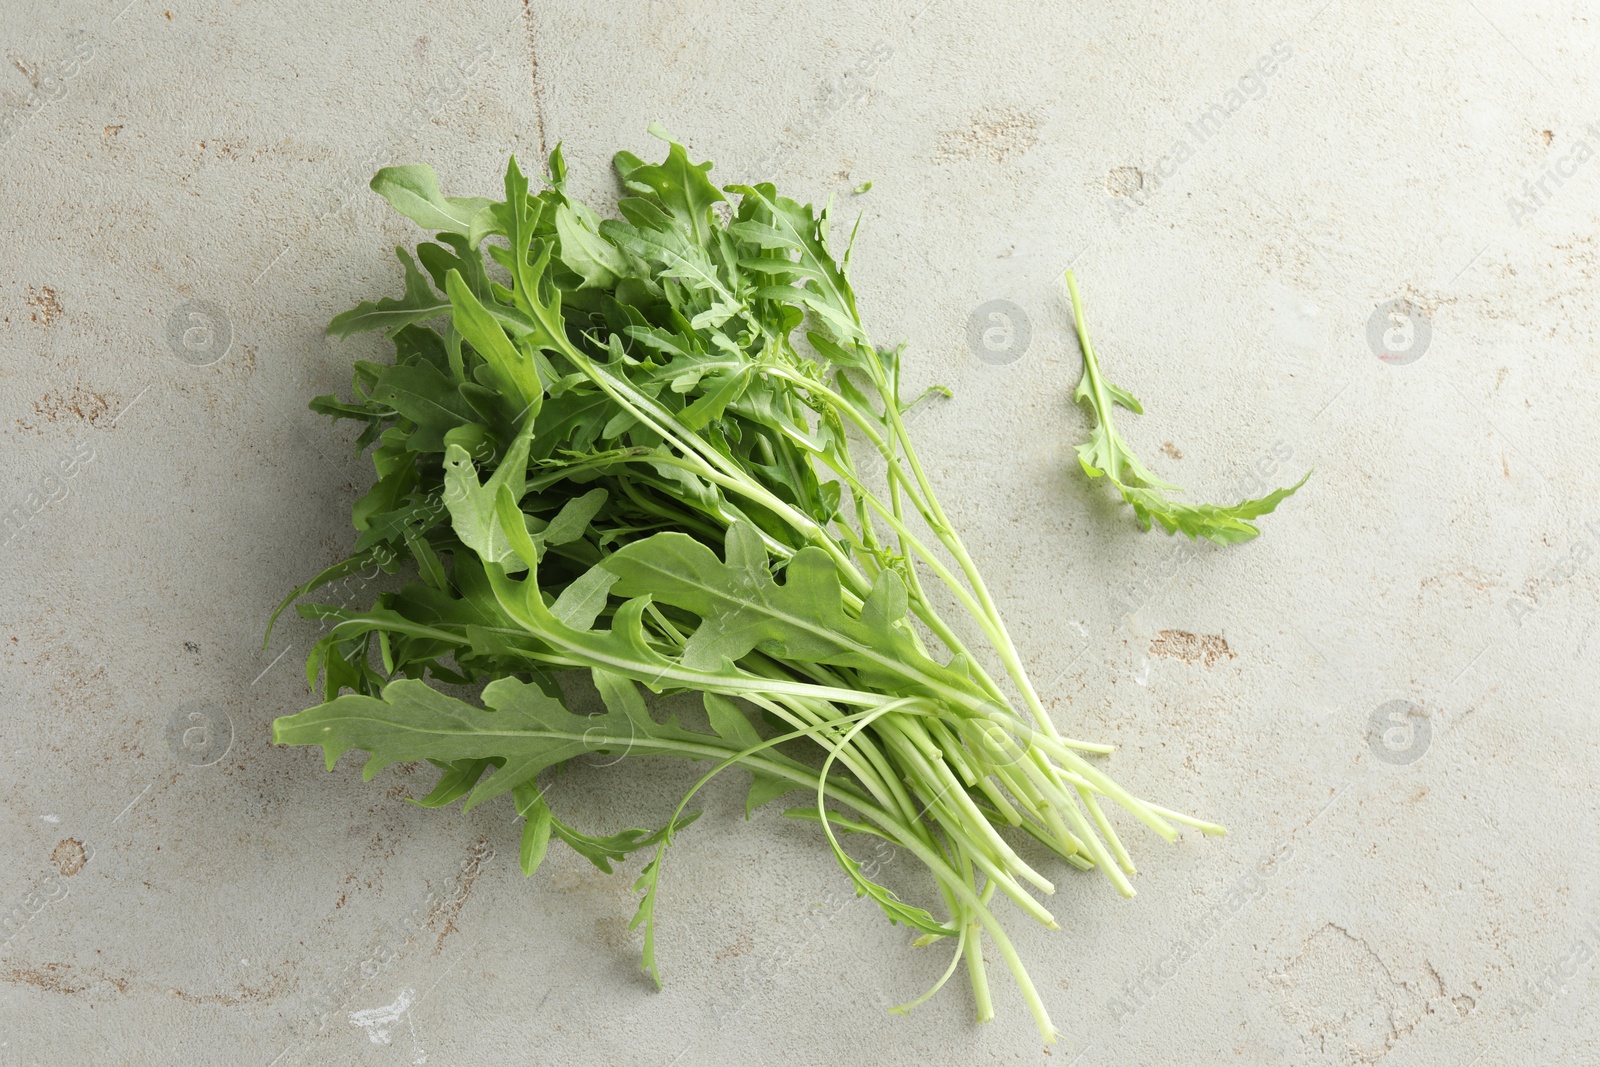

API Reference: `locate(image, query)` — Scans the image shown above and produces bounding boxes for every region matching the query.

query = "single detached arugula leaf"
[1064,271,1308,545]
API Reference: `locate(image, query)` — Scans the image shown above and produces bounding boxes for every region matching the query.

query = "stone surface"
[2,1,1597,1064]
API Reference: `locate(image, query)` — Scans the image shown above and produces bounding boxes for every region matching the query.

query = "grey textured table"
[2,2,1597,1064]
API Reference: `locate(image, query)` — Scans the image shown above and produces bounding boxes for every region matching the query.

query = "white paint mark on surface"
[349,988,415,1046]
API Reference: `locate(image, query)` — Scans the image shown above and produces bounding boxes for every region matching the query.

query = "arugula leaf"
[274,673,788,810]
[701,693,803,815]
[444,269,543,415]
[369,164,493,236]
[441,425,535,573]
[597,522,978,706]
[370,362,477,451]
[726,183,867,347]
[555,203,629,288]
[1064,271,1308,544]
[327,247,449,338]
[264,548,391,644]
[512,783,555,874]
[613,123,727,248]
[414,757,496,809]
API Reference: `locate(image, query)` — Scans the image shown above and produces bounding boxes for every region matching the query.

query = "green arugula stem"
[554,342,878,597]
[760,363,1121,758]
[814,696,1057,1038]
[1064,270,1123,482]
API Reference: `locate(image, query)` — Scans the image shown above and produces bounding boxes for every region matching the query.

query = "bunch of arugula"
[269,128,1225,1039]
